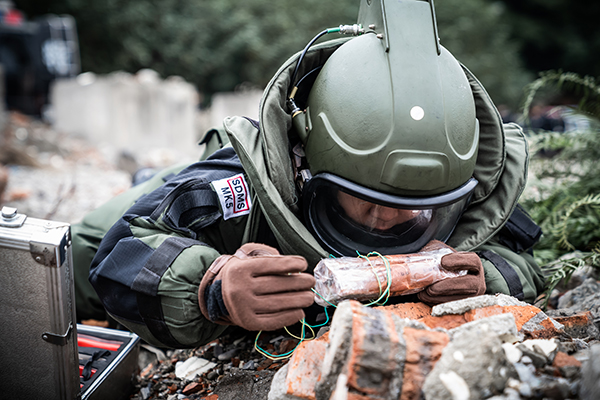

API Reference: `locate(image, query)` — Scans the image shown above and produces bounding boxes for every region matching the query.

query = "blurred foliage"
[525,125,600,264]
[521,71,600,306]
[520,71,600,303]
[17,0,532,107]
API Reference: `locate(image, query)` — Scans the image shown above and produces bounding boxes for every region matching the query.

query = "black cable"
[289,29,329,96]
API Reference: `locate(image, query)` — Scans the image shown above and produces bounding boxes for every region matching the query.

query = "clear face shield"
[302,173,478,256]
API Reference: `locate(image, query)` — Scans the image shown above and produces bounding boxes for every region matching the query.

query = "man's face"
[337,191,420,231]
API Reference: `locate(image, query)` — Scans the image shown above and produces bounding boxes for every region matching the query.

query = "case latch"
[0,206,27,228]
[42,323,73,346]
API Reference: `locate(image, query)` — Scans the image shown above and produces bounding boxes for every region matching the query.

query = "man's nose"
[371,205,399,221]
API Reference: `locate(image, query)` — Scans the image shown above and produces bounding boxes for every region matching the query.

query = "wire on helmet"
[288,24,365,116]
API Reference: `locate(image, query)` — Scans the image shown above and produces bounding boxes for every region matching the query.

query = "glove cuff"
[198,255,234,325]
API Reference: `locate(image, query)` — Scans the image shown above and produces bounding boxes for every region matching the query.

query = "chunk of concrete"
[174,356,216,380]
[447,313,521,344]
[431,294,528,316]
[423,317,518,400]
[502,343,523,364]
[557,278,600,309]
[520,339,558,363]
[580,343,600,400]
[268,365,304,400]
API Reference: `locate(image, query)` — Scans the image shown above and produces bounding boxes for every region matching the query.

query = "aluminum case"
[0,207,140,399]
[0,207,80,399]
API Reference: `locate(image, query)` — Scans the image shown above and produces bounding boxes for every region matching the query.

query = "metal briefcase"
[0,206,80,399]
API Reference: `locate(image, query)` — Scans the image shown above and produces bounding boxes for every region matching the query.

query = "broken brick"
[183,382,203,395]
[418,313,470,330]
[140,363,154,379]
[346,308,405,397]
[377,302,432,320]
[284,333,330,400]
[553,351,582,379]
[553,351,582,369]
[550,311,597,339]
[418,302,564,339]
[257,359,273,371]
[400,327,449,400]
[279,338,300,354]
[315,301,408,400]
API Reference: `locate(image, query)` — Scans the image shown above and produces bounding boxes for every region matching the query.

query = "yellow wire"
[358,252,385,299]
[285,323,316,341]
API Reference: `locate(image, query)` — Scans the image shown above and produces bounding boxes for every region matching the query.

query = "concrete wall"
[50,69,201,161]
[50,70,264,163]
[205,89,263,128]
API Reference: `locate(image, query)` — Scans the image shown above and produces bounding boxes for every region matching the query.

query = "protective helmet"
[292,0,480,256]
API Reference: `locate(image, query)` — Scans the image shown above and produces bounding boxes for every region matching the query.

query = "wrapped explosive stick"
[313,241,467,307]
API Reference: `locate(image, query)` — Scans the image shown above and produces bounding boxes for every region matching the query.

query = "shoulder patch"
[212,173,252,220]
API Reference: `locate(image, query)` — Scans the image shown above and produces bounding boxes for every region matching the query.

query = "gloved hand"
[417,251,486,305]
[198,243,316,331]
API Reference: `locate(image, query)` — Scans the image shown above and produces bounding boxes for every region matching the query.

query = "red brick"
[415,304,564,339]
[551,311,595,338]
[418,313,470,330]
[346,310,403,396]
[183,382,203,395]
[378,302,432,320]
[285,332,330,400]
[279,338,300,354]
[526,318,564,339]
[400,327,449,400]
[257,359,273,371]
[552,351,582,369]
[140,363,154,378]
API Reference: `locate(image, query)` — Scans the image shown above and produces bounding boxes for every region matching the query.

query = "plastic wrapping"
[313,241,467,306]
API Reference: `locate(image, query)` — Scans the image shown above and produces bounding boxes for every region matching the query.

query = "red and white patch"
[212,173,252,220]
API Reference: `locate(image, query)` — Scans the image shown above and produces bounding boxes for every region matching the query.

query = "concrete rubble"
[268,293,600,400]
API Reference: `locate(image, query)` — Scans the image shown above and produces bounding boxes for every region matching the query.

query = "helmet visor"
[303,173,478,256]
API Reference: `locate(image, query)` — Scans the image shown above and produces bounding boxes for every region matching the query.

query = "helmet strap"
[291,142,313,192]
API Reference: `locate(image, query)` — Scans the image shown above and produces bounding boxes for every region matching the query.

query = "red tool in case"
[0,207,140,399]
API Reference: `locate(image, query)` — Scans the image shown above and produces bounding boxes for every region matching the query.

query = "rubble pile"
[132,330,298,400]
[130,274,600,400]
[269,293,599,400]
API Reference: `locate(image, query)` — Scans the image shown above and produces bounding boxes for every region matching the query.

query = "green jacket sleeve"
[103,221,230,348]
[87,147,250,348]
[475,239,545,304]
[72,161,192,322]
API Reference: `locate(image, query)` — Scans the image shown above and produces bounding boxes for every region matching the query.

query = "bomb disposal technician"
[72,0,545,348]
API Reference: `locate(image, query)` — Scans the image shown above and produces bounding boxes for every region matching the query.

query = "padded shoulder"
[449,122,529,251]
